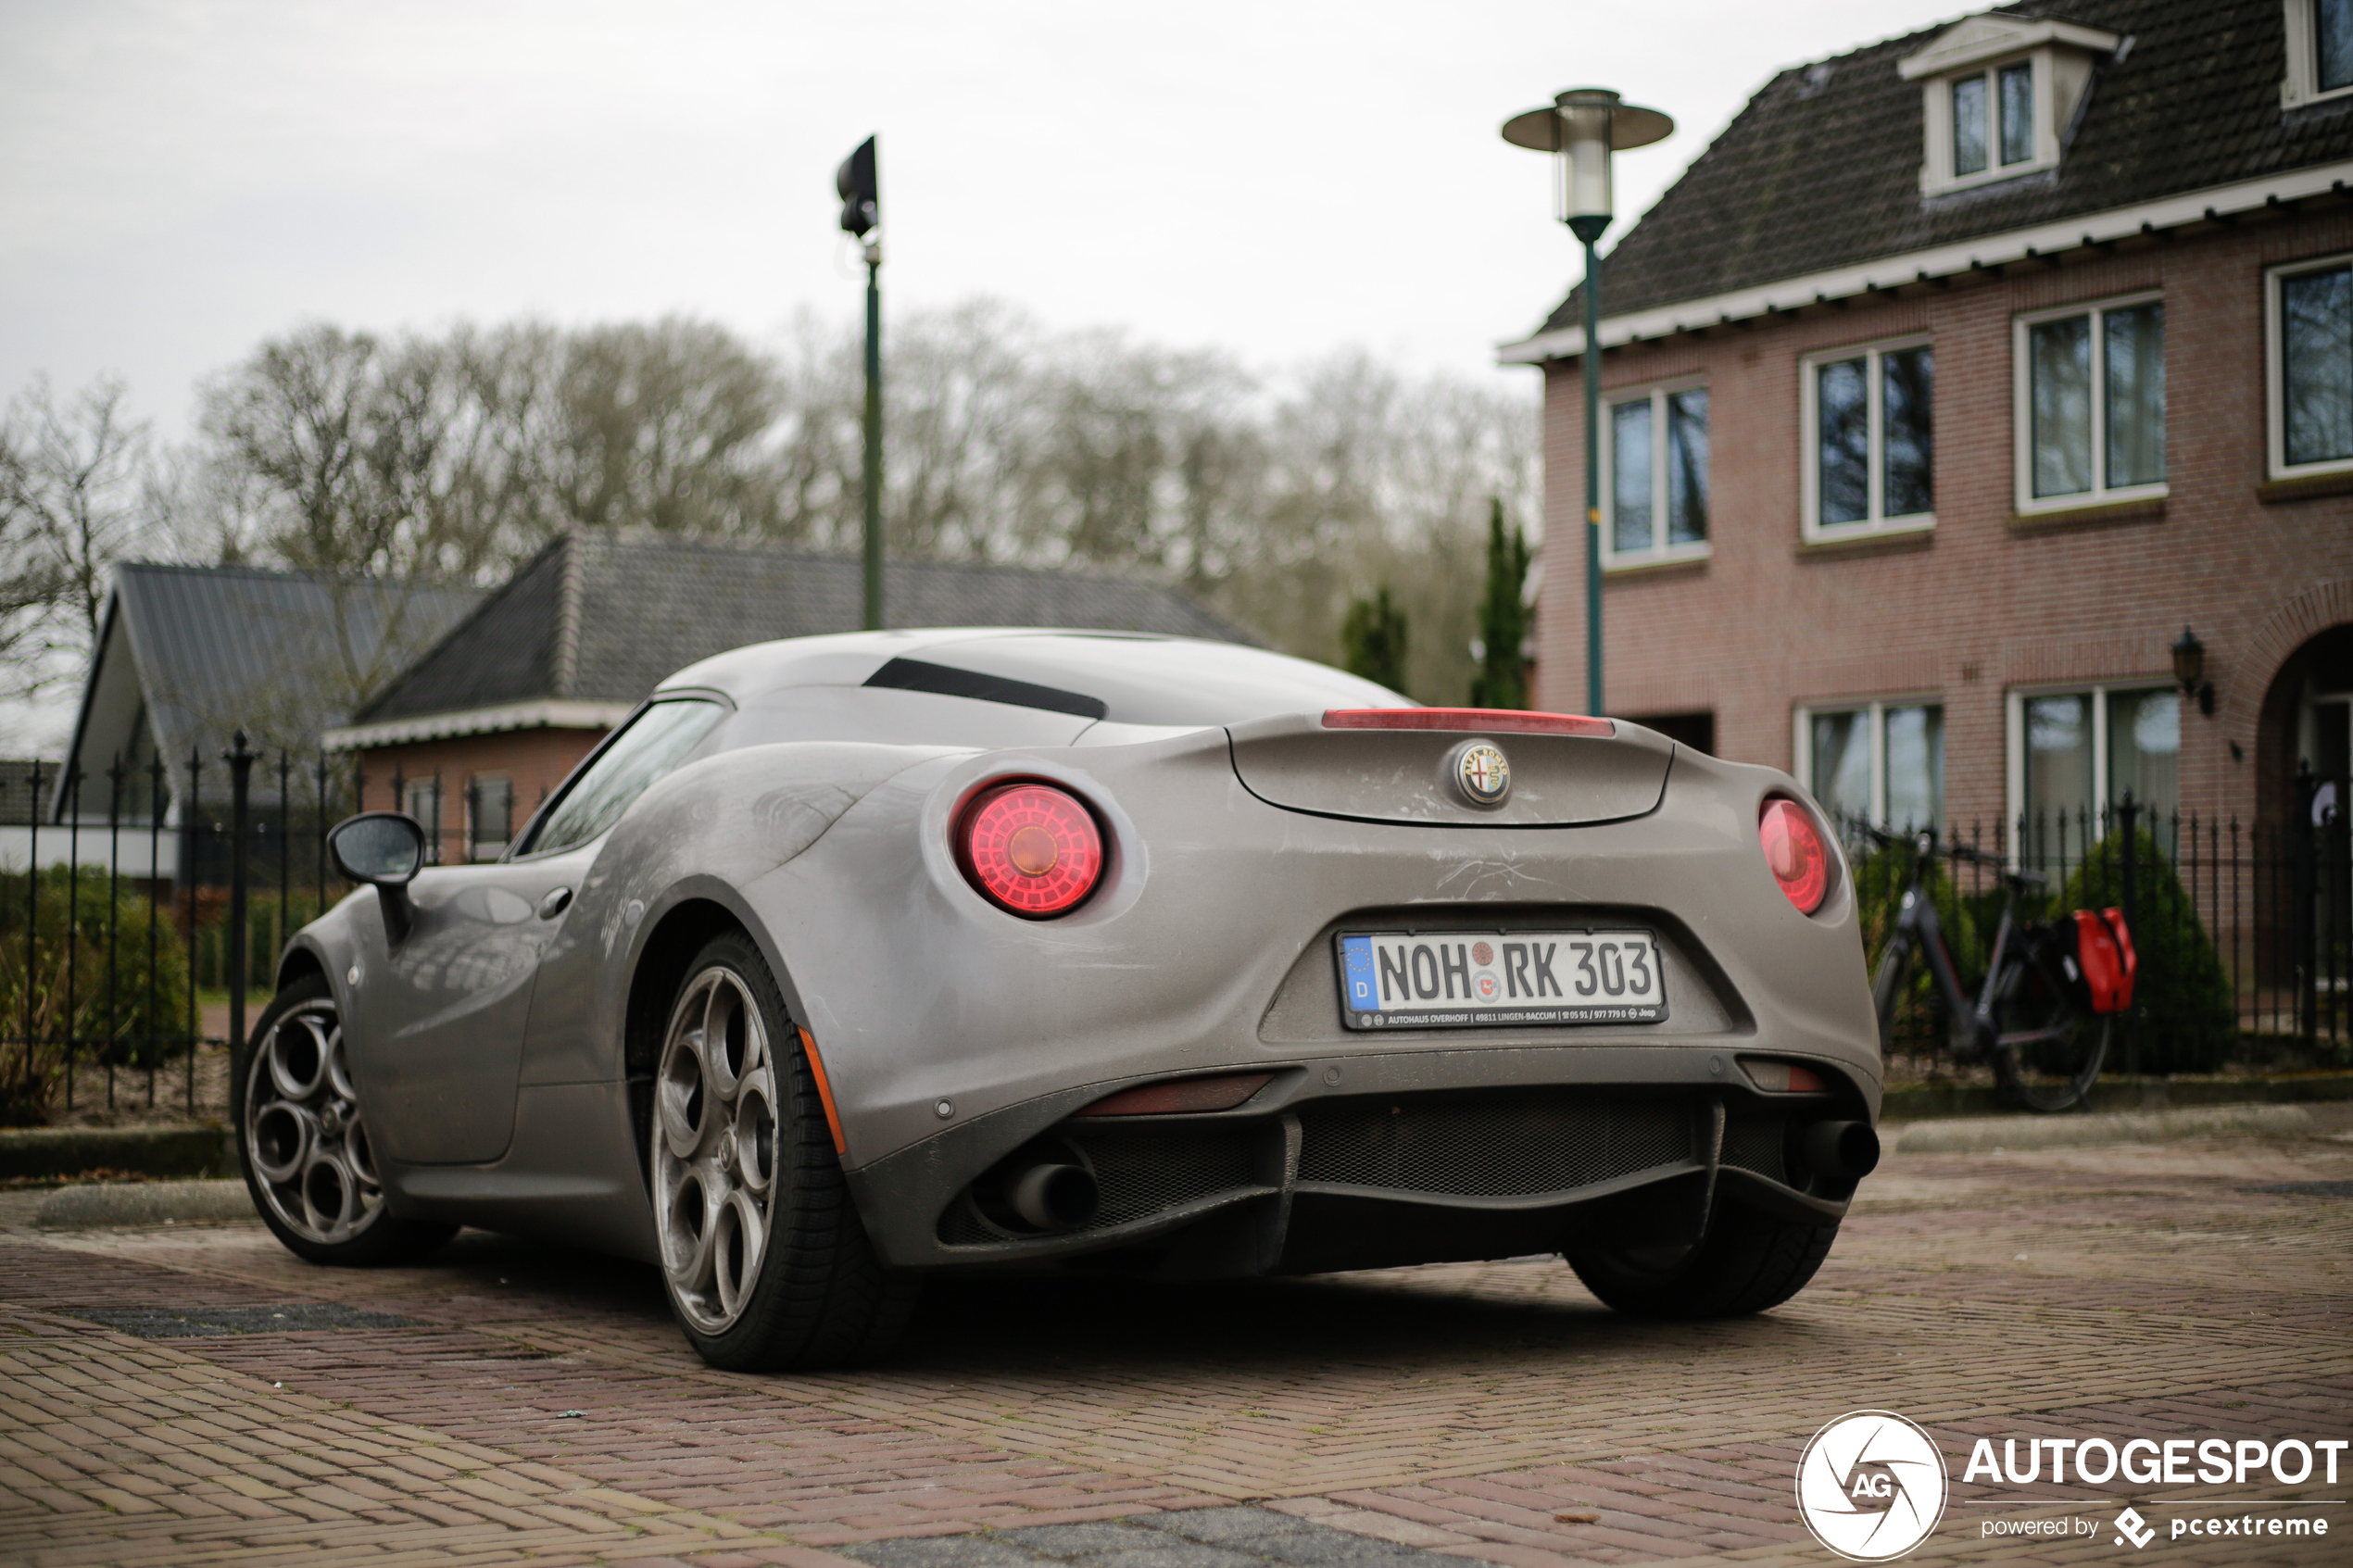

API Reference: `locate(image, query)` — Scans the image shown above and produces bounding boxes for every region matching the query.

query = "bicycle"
[1863,825,2110,1112]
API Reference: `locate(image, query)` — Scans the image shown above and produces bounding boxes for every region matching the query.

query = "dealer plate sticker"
[1334,931,1667,1029]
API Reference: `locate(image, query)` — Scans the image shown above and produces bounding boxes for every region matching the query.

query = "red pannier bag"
[2071,908,2135,1013]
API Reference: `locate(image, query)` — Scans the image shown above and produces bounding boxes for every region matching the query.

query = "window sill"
[2258,469,2353,504]
[1795,522,1935,559]
[1603,549,1711,581]
[2008,495,2167,533]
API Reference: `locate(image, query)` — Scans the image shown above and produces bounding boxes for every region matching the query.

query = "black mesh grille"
[1720,1113,1786,1181]
[1067,1124,1260,1226]
[1297,1091,1692,1197]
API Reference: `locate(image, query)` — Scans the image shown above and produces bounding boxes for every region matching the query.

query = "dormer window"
[1899,14,2121,194]
[2284,0,2353,107]
[1952,61,2033,176]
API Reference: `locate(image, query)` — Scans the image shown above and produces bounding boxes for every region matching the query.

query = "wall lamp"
[2171,626,2215,716]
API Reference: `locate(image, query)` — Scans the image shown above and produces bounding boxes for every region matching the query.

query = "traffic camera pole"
[837,134,884,631]
[862,239,883,632]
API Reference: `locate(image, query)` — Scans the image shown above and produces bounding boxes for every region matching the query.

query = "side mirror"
[329,812,426,943]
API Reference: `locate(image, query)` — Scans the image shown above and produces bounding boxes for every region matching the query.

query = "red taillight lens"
[1759,798,1829,915]
[957,783,1103,917]
[1321,708,1614,737]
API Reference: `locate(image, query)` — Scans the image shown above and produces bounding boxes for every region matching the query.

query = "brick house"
[322,532,1253,865]
[1502,0,2353,854]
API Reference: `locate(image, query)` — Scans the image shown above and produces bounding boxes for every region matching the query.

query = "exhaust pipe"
[1008,1162,1099,1230]
[1800,1121,1881,1181]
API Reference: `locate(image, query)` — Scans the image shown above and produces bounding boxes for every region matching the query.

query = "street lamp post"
[1504,89,1672,717]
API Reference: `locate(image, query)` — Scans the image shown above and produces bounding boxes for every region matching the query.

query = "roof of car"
[355,533,1255,724]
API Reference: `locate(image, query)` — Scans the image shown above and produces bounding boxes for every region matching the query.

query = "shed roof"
[351,533,1257,731]
[60,563,487,809]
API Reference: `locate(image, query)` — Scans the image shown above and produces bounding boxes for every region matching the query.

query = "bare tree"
[0,374,152,695]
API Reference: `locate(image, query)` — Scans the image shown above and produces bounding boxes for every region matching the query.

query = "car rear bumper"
[846,1041,1870,1273]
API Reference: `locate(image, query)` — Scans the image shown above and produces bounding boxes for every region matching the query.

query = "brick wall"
[1532,204,2353,834]
[355,727,604,865]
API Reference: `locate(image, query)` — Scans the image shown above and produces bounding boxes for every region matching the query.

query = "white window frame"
[1800,336,1936,543]
[467,771,513,861]
[2265,250,2353,481]
[2012,291,2169,513]
[1600,378,1712,571]
[2283,0,2353,108]
[2003,681,2178,835]
[1919,50,2060,193]
[1793,696,1943,828]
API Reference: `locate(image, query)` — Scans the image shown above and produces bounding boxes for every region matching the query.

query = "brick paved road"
[3,1110,2348,1567]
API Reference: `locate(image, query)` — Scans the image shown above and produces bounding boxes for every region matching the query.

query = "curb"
[1893,1102,2317,1153]
[0,1123,234,1180]
[1881,1072,2353,1122]
[34,1179,256,1228]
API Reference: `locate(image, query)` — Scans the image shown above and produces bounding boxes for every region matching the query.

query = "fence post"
[2118,790,2139,1082]
[106,756,122,1110]
[64,770,81,1111]
[147,752,164,1108]
[184,747,201,1113]
[22,759,38,1107]
[226,732,255,1067]
[2292,764,2319,1048]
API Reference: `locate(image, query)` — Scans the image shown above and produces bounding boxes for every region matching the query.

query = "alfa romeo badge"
[1455,743,1511,805]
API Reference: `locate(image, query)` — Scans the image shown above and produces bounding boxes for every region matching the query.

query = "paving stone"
[1,1119,2348,1565]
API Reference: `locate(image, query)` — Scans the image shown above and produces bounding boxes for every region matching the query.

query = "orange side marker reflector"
[798,1027,848,1156]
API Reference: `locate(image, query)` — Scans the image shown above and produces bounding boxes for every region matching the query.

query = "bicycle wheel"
[1869,935,1913,1054]
[1989,951,2109,1112]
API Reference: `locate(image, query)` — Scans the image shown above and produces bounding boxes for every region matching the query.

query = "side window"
[524,699,727,856]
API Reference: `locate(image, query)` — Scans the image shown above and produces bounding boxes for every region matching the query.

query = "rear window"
[863,635,1410,727]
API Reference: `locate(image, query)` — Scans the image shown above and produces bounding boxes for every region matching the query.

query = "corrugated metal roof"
[77,564,486,801]
[359,533,1257,722]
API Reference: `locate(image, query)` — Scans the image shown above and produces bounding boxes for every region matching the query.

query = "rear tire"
[649,931,920,1371]
[237,972,457,1267]
[1869,935,1912,1052]
[1565,1198,1840,1319]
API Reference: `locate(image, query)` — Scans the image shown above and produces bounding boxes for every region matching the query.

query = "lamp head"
[1499,89,1673,238]
[2171,625,2206,693]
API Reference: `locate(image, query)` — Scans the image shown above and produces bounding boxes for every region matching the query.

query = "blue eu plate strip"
[1340,935,1378,1010]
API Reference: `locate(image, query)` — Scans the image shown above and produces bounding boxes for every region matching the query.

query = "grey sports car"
[244,629,1882,1370]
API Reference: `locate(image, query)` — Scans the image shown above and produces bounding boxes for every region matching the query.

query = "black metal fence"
[0,734,365,1125]
[1840,778,2350,1064]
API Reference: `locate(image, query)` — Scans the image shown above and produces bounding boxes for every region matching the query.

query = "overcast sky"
[2,0,1975,445]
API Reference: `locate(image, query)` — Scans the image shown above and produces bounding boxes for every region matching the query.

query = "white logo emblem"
[2113,1507,2155,1549]
[1795,1411,1948,1561]
[1456,743,1510,804]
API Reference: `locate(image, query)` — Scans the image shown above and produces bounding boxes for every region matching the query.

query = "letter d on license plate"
[1334,930,1667,1030]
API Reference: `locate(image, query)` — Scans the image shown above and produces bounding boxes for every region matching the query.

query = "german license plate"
[1333,931,1667,1030]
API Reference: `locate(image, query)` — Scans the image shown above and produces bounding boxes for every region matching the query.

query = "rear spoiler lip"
[1322,708,1615,739]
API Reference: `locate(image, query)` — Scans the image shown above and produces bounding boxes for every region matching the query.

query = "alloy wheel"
[243,999,385,1244]
[651,966,781,1335]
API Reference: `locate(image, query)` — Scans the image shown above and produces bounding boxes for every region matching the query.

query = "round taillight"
[1759,798,1829,915]
[957,783,1103,917]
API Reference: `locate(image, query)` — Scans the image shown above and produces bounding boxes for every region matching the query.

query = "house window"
[2284,0,2353,107]
[1604,383,1709,567]
[2010,684,2180,834]
[2269,254,2353,478]
[2015,296,2166,509]
[1952,61,2033,177]
[403,777,445,863]
[1804,342,1933,538]
[468,774,513,861]
[1797,700,1944,829]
